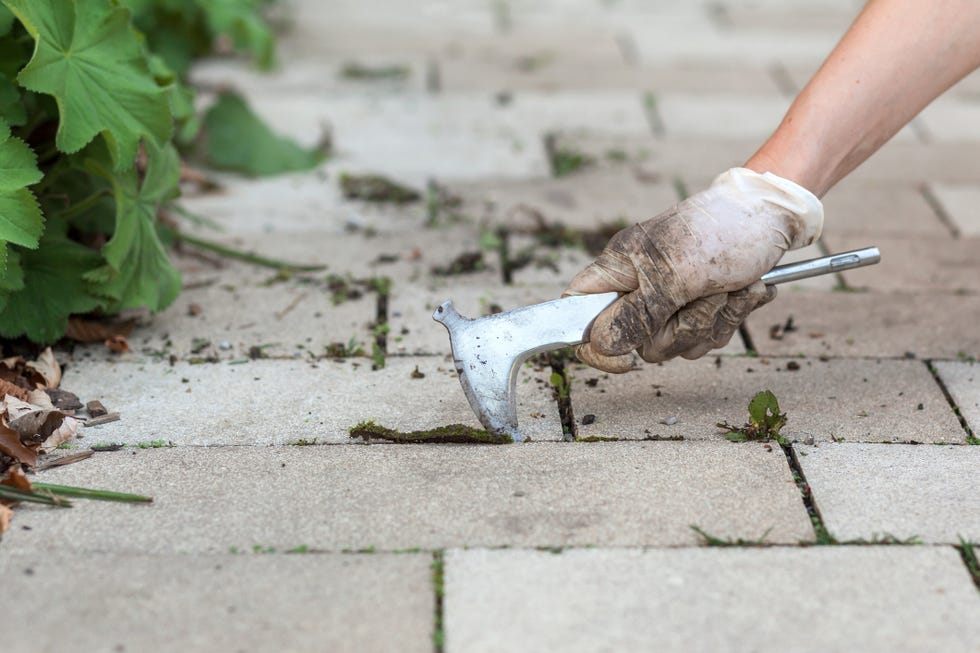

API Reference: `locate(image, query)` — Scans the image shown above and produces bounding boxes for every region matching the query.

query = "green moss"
[349,420,512,444]
[340,173,420,203]
[340,62,410,81]
[575,435,621,442]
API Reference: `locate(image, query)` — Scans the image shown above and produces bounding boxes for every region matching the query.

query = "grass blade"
[0,485,73,507]
[31,483,153,504]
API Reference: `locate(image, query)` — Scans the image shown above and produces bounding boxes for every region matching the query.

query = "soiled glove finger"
[638,282,776,363]
[574,343,635,374]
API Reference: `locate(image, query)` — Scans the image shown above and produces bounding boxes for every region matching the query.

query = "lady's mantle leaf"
[0,233,104,343]
[0,117,42,273]
[203,92,326,176]
[83,142,180,312]
[4,0,172,167]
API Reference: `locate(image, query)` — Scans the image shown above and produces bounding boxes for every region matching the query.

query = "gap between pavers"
[4,441,812,554]
[0,551,432,653]
[442,546,980,653]
[744,289,980,359]
[61,356,563,446]
[796,442,980,543]
[934,360,980,435]
[571,356,963,443]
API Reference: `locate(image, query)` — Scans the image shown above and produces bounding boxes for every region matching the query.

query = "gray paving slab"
[61,356,563,445]
[821,180,949,236]
[823,234,980,293]
[443,546,980,653]
[797,442,980,543]
[571,356,965,444]
[449,168,680,231]
[744,290,980,359]
[0,551,433,653]
[656,93,792,140]
[918,97,980,143]
[5,441,813,553]
[934,360,980,435]
[929,182,980,237]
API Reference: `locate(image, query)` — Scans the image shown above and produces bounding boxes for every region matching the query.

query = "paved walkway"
[3,1,980,651]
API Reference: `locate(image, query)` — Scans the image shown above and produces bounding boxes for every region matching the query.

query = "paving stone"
[744,290,980,359]
[929,182,980,237]
[722,4,858,31]
[0,551,432,653]
[571,356,964,444]
[5,441,813,553]
[917,97,980,143]
[240,92,650,187]
[449,168,679,231]
[443,546,980,653]
[821,234,980,293]
[821,180,949,237]
[64,355,562,445]
[797,442,980,543]
[933,361,980,436]
[656,93,791,139]
[849,141,980,183]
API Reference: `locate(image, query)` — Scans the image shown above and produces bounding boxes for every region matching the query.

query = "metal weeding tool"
[433,246,881,441]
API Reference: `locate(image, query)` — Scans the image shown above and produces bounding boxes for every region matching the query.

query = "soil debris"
[340,62,410,81]
[432,251,485,276]
[86,400,108,418]
[349,420,512,444]
[340,173,420,204]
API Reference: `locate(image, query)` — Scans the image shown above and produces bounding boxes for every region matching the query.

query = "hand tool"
[433,246,880,441]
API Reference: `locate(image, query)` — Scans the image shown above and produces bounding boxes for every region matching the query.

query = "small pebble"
[219,341,232,350]
[804,434,815,445]
[659,416,678,426]
[786,361,801,371]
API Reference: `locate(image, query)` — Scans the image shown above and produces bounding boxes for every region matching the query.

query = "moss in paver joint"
[431,551,446,653]
[340,173,420,203]
[690,525,773,547]
[349,420,512,444]
[956,538,980,592]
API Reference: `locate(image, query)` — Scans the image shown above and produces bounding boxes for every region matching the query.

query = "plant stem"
[0,485,73,507]
[174,231,327,271]
[31,482,153,504]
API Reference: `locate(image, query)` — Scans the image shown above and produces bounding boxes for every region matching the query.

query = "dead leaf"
[27,389,55,410]
[0,503,11,535]
[1,465,31,491]
[4,395,79,451]
[65,316,136,343]
[36,450,94,471]
[45,388,83,411]
[0,379,28,401]
[105,336,131,353]
[0,420,35,468]
[25,347,61,389]
[38,416,80,452]
[86,400,108,417]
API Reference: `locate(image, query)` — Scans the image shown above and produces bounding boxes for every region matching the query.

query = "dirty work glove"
[564,167,823,373]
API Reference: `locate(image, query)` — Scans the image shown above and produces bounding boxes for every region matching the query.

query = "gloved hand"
[564,167,823,373]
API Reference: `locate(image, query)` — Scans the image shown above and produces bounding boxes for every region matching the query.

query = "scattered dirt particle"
[86,400,108,417]
[187,303,202,317]
[410,366,425,379]
[581,414,596,425]
[432,251,485,276]
[786,361,801,371]
[585,378,599,387]
[340,173,420,204]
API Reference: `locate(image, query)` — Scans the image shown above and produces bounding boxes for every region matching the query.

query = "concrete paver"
[4,442,813,553]
[797,442,980,543]
[571,356,965,444]
[930,182,980,237]
[744,290,980,359]
[443,546,980,653]
[62,356,563,445]
[0,551,433,653]
[934,360,980,435]
[820,180,949,237]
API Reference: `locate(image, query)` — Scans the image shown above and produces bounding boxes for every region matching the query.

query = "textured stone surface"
[929,182,980,237]
[5,442,813,553]
[0,551,433,653]
[61,356,563,445]
[934,360,980,435]
[918,97,980,143]
[444,546,980,653]
[744,290,980,359]
[570,356,965,444]
[820,180,949,237]
[797,443,980,543]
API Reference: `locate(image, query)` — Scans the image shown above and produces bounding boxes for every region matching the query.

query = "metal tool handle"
[761,246,880,285]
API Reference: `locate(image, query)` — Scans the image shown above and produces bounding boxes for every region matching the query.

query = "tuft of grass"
[339,62,410,81]
[691,525,772,547]
[957,538,980,591]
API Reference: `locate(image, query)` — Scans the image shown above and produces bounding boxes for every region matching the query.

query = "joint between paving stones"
[955,540,980,592]
[431,550,446,653]
[767,62,800,97]
[924,359,978,444]
[372,277,391,370]
[782,444,836,544]
[642,92,666,138]
[919,183,961,238]
[425,58,441,94]
[615,31,639,66]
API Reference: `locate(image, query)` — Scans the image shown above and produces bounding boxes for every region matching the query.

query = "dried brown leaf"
[105,336,131,353]
[65,316,136,343]
[25,347,61,389]
[0,420,36,468]
[4,395,79,451]
[0,502,11,535]
[27,389,55,410]
[0,379,28,401]
[1,465,31,491]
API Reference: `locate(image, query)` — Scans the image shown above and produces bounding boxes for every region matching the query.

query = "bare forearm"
[745,0,980,197]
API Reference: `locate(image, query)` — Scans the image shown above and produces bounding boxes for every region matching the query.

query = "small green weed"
[691,525,772,547]
[136,440,172,449]
[718,390,788,445]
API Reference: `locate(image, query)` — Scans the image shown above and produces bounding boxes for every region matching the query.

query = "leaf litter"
[0,347,152,537]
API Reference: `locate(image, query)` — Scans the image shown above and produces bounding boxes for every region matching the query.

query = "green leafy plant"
[718,390,788,445]
[0,0,322,344]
